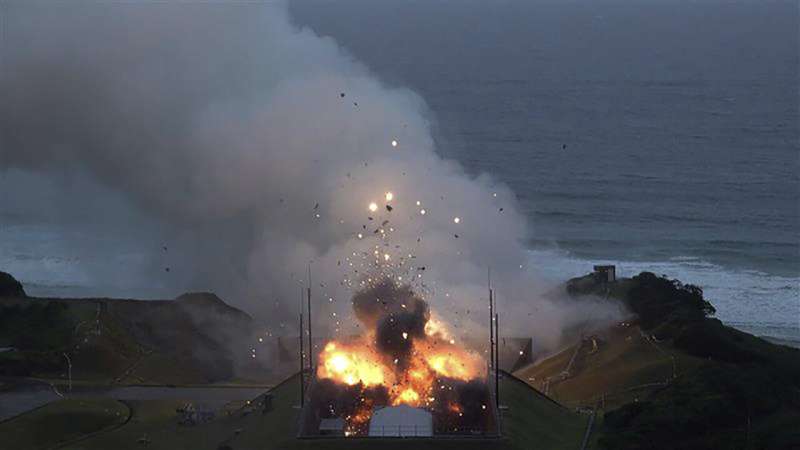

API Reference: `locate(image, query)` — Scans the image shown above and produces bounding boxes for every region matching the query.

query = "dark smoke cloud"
[351,279,429,368]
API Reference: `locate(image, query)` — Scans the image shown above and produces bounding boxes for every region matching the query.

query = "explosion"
[311,279,489,436]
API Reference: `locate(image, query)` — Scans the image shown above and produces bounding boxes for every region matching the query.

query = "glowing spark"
[453,217,460,224]
[420,209,426,215]
[402,332,408,340]
[368,202,378,212]
[391,139,398,147]
[383,253,390,261]
[258,337,263,342]
[416,200,421,206]
[357,233,363,239]
[385,192,394,202]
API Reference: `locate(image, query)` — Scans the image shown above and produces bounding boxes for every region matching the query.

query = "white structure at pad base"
[368,405,433,437]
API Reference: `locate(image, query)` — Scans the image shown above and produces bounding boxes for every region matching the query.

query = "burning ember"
[310,279,489,436]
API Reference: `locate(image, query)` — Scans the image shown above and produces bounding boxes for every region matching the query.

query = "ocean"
[0,0,797,344]
[288,0,799,343]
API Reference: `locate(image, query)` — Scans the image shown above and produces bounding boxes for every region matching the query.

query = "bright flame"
[393,388,420,405]
[315,287,485,436]
[317,341,386,387]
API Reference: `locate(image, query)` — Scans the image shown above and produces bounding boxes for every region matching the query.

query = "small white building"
[594,265,616,283]
[368,405,433,437]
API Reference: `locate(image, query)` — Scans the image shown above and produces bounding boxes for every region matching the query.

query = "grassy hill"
[0,271,270,386]
[519,271,800,449]
[517,321,706,411]
[0,372,588,450]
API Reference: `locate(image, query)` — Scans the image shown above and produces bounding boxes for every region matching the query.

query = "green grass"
[501,374,588,450]
[516,324,704,410]
[0,398,129,450]
[5,373,585,450]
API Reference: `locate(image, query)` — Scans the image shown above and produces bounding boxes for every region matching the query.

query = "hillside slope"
[0,271,267,385]
[521,271,800,449]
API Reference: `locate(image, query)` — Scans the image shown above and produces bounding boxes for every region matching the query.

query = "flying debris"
[386,205,393,212]
[165,267,170,272]
[340,92,346,98]
[562,144,567,150]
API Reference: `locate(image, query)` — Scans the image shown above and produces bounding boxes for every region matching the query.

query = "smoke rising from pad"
[0,1,621,350]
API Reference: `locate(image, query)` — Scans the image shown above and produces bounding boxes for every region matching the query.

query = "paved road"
[0,382,266,422]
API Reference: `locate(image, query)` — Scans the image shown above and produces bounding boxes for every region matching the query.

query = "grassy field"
[516,322,704,410]
[500,374,589,450]
[0,373,587,450]
[0,398,129,449]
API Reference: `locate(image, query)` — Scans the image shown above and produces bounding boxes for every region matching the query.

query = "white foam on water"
[3,221,798,344]
[527,248,800,344]
[0,224,170,299]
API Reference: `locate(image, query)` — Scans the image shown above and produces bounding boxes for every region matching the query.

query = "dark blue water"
[0,0,796,344]
[289,0,800,341]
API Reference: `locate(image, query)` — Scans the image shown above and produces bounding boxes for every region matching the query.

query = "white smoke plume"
[0,1,620,351]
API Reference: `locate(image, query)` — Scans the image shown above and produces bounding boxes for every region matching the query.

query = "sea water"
[288,0,799,343]
[0,0,797,344]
